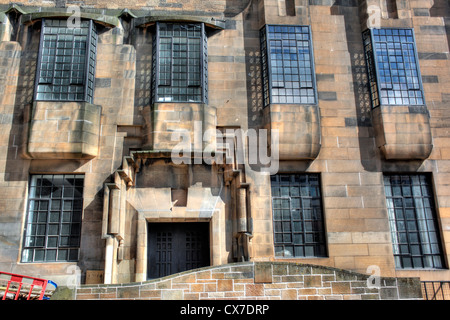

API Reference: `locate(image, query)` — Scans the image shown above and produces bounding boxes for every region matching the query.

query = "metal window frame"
[422,281,450,300]
[384,173,445,270]
[21,174,84,263]
[270,173,327,258]
[34,19,97,104]
[151,22,208,104]
[260,24,318,107]
[84,19,97,104]
[363,28,425,109]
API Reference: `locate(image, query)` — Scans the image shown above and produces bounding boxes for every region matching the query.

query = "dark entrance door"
[147,222,210,279]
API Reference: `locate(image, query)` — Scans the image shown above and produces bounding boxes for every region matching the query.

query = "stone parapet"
[54,262,423,300]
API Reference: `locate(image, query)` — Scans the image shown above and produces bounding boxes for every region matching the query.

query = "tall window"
[363,28,425,108]
[271,174,326,258]
[35,19,97,103]
[260,25,317,106]
[384,174,444,269]
[151,22,208,103]
[22,175,84,263]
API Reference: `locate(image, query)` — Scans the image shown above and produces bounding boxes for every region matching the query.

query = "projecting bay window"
[260,25,317,107]
[271,174,326,258]
[34,19,97,103]
[384,174,445,269]
[151,22,208,103]
[22,175,84,263]
[363,28,425,108]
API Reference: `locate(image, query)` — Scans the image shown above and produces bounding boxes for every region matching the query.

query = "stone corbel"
[372,105,433,160]
[117,156,137,188]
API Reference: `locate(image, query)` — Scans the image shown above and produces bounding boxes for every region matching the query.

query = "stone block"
[264,104,321,160]
[162,289,184,300]
[217,279,233,291]
[372,105,433,160]
[117,286,140,299]
[304,275,322,288]
[26,101,101,159]
[380,287,399,300]
[397,278,423,299]
[331,282,352,294]
[254,263,272,284]
[245,284,264,296]
[281,289,298,300]
[272,263,288,276]
[143,103,217,153]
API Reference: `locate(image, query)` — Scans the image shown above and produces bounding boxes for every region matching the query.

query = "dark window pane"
[271,174,326,258]
[384,174,444,269]
[261,25,316,107]
[35,19,97,103]
[363,28,424,108]
[22,174,84,263]
[152,23,207,103]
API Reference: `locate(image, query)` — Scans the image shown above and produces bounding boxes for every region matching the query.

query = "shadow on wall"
[330,1,378,172]
[430,0,450,55]
[225,0,253,18]
[330,1,430,173]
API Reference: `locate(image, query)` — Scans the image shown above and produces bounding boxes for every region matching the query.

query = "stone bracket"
[26,101,102,160]
[264,104,321,160]
[372,105,433,160]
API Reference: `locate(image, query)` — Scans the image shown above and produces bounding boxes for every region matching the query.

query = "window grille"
[271,174,326,258]
[422,281,450,300]
[260,25,317,107]
[151,22,208,103]
[35,19,97,103]
[384,174,444,269]
[363,28,425,108]
[22,175,84,263]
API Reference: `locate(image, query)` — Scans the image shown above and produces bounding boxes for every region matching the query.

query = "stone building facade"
[0,0,449,299]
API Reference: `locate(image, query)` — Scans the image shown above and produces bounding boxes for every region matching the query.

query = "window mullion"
[83,20,92,102]
[69,34,76,86]
[168,36,173,87]
[201,23,208,103]
[265,27,273,105]
[34,19,47,100]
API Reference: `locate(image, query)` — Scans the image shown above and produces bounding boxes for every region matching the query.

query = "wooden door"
[147,222,210,279]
